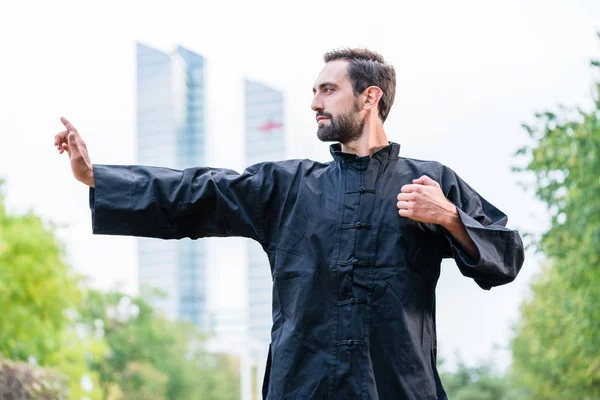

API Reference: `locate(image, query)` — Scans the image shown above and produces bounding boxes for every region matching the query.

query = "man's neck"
[341,122,389,157]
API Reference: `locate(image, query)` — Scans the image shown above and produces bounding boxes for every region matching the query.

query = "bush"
[0,359,68,399]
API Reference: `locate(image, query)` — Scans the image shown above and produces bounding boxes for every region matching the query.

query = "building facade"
[244,79,285,345]
[136,42,208,328]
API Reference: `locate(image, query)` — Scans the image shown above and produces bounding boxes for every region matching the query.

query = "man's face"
[312,60,364,143]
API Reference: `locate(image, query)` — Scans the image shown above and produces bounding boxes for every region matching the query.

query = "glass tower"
[244,79,285,345]
[136,42,208,328]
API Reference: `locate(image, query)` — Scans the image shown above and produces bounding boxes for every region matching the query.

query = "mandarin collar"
[329,141,401,163]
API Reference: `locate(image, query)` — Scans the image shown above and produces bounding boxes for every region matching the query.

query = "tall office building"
[136,42,208,329]
[245,79,285,345]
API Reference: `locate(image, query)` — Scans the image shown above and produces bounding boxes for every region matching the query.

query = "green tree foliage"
[440,358,525,400]
[46,329,107,399]
[0,179,105,398]
[79,288,241,399]
[0,180,80,363]
[119,362,169,400]
[0,179,240,399]
[511,41,600,398]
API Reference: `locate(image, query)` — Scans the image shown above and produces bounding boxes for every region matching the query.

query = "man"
[55,48,524,400]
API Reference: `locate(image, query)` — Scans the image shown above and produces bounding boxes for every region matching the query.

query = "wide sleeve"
[438,167,525,290]
[89,163,269,244]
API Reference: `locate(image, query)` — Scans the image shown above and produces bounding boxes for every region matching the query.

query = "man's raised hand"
[54,117,95,187]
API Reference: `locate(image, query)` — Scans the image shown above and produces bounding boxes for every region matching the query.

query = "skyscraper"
[136,42,208,329]
[244,79,285,345]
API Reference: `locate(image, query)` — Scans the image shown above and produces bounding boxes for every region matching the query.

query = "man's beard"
[316,103,364,144]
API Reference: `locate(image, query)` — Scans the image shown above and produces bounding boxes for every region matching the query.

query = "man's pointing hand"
[54,117,95,187]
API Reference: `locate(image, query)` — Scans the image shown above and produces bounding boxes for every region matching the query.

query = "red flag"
[259,120,284,133]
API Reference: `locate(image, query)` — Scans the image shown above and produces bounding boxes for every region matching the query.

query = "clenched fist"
[54,117,95,187]
[397,175,457,227]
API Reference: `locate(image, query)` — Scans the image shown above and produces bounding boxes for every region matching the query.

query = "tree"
[0,180,80,362]
[511,37,600,398]
[46,329,107,400]
[0,179,105,398]
[118,362,169,400]
[439,358,525,400]
[0,179,239,399]
[78,288,240,399]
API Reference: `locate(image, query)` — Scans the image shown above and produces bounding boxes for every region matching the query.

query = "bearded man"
[55,48,524,400]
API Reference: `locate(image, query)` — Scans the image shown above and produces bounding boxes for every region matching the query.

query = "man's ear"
[362,86,383,113]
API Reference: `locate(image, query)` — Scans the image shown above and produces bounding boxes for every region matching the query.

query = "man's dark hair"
[324,48,396,122]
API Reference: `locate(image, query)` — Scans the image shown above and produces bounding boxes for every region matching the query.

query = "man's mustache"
[316,112,333,121]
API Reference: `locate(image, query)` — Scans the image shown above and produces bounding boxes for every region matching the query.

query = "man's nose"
[311,95,323,112]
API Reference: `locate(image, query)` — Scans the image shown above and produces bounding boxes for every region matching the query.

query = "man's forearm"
[441,206,480,263]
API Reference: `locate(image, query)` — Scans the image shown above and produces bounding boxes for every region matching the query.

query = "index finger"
[60,116,77,132]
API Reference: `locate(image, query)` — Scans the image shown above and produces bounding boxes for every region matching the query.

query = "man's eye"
[324,88,333,93]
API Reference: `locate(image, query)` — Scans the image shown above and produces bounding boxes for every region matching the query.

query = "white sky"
[1,0,599,371]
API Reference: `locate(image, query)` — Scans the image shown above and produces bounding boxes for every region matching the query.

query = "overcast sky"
[1,0,599,371]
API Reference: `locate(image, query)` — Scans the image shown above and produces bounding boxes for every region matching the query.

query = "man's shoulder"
[397,156,448,177]
[397,156,475,194]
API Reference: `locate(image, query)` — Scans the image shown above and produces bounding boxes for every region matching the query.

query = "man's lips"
[317,116,329,122]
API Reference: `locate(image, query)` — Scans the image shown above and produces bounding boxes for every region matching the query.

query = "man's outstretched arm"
[55,117,268,244]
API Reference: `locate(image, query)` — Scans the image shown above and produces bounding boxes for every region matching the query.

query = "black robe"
[89,142,524,400]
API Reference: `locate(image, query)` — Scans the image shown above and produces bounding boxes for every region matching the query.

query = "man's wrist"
[85,166,95,188]
[440,203,460,231]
